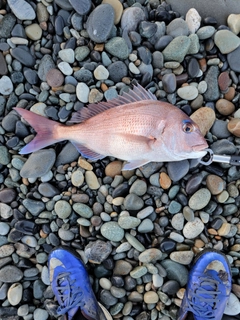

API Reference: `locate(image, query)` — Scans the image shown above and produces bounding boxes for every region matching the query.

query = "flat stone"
[54,200,72,219]
[167,160,189,182]
[76,82,89,103]
[7,283,23,306]
[189,188,211,210]
[0,76,13,95]
[125,232,145,252]
[11,47,36,67]
[160,259,188,286]
[73,203,93,218]
[20,149,56,178]
[216,99,235,116]
[46,69,64,87]
[166,18,189,37]
[0,266,23,283]
[86,4,115,43]
[7,0,36,20]
[170,251,194,265]
[113,260,133,275]
[214,30,240,54]
[162,73,176,94]
[162,36,191,62]
[203,66,220,101]
[171,213,184,230]
[101,222,124,242]
[69,0,91,15]
[138,249,162,263]
[183,217,204,239]
[118,216,141,229]
[105,37,129,60]
[85,171,100,190]
[196,26,215,39]
[206,174,225,195]
[0,14,16,38]
[25,24,42,40]
[177,85,198,100]
[85,240,112,263]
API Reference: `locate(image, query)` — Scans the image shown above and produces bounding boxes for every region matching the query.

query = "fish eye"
[182,120,194,133]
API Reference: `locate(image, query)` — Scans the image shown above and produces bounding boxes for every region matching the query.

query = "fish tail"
[14,107,64,154]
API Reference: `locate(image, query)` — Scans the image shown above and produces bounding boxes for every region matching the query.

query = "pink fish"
[14,84,208,170]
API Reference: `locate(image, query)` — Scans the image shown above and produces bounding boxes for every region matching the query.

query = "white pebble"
[58,61,73,75]
[224,293,240,315]
[129,62,140,75]
[0,76,13,95]
[94,65,109,80]
[58,48,75,64]
[76,82,89,103]
[7,283,23,306]
[177,85,198,100]
[186,8,201,33]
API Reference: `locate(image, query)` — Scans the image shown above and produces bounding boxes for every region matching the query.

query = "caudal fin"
[14,107,63,154]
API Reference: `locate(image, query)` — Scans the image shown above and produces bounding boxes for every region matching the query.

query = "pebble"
[206,175,224,195]
[20,149,56,178]
[101,222,124,242]
[216,99,235,115]
[189,188,211,210]
[0,52,8,76]
[177,85,198,100]
[7,283,23,306]
[214,30,240,54]
[228,118,240,137]
[0,76,13,95]
[171,213,184,230]
[167,160,189,182]
[54,200,72,219]
[25,24,42,40]
[11,47,36,67]
[125,232,145,252]
[105,37,129,60]
[86,4,115,43]
[185,8,201,33]
[0,266,23,283]
[160,259,188,286]
[224,293,240,315]
[102,0,123,25]
[196,26,215,40]
[170,251,194,265]
[183,217,204,239]
[76,82,89,103]
[144,291,159,304]
[7,0,36,20]
[118,216,141,229]
[59,49,75,64]
[94,65,109,80]
[227,13,240,34]
[190,107,215,136]
[162,36,191,62]
[71,170,84,187]
[69,0,91,15]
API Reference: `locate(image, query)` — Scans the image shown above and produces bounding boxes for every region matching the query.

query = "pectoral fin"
[122,159,150,170]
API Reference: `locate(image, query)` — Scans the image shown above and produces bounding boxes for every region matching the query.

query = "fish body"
[14,84,208,170]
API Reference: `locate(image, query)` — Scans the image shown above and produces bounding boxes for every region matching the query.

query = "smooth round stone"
[203,66,220,101]
[58,228,74,241]
[55,200,72,219]
[138,249,162,263]
[189,188,211,210]
[75,46,90,62]
[196,26,215,39]
[160,239,176,253]
[185,174,203,195]
[168,201,182,215]
[94,65,109,80]
[59,48,75,64]
[167,160,189,182]
[144,291,159,304]
[0,76,13,95]
[138,219,154,233]
[25,24,42,40]
[218,222,231,236]
[21,235,37,248]
[211,139,236,154]
[0,188,16,204]
[198,81,207,94]
[0,222,10,235]
[118,216,141,229]
[171,213,184,230]
[183,217,204,239]
[101,222,124,242]
[129,62,140,75]
[73,203,93,218]
[105,37,129,60]
[125,232,145,252]
[113,260,132,275]
[7,283,23,306]
[211,119,231,139]
[7,0,36,20]
[18,304,29,317]
[0,266,23,283]
[58,61,72,76]
[186,8,201,33]
[76,82,89,103]
[86,4,115,43]
[33,308,49,320]
[166,18,189,37]
[160,259,188,286]
[187,57,200,78]
[0,146,10,165]
[69,0,91,15]
[170,251,194,265]
[177,85,198,100]
[162,36,191,62]
[102,0,123,25]
[20,149,56,179]
[121,7,145,32]
[227,14,240,34]
[108,61,128,82]
[190,107,215,136]
[215,30,240,54]
[85,171,100,190]
[218,71,231,92]
[206,175,224,195]
[224,293,240,315]
[71,170,84,187]
[130,266,148,279]
[0,52,8,76]
[228,118,240,137]
[129,180,147,196]
[216,99,235,116]
[11,47,36,67]
[162,73,176,94]
[124,194,144,211]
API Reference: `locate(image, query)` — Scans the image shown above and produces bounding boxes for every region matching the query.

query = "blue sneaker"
[48,246,111,320]
[178,249,231,320]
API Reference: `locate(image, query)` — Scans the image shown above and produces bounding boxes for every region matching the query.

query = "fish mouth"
[192,143,209,152]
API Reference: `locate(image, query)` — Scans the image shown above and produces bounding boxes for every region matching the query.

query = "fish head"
[174,117,208,159]
[159,112,208,160]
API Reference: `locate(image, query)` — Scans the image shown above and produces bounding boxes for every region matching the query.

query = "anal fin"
[72,142,105,161]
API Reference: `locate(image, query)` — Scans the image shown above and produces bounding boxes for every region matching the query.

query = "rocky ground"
[0,0,240,319]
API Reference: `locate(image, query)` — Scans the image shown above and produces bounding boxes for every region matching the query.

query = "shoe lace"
[55,270,84,316]
[186,275,222,319]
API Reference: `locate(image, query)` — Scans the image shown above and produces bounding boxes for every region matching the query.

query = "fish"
[14,84,208,170]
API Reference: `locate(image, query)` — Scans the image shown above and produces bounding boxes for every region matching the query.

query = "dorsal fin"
[68,83,157,123]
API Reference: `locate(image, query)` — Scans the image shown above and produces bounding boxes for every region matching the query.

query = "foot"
[177,248,231,320]
[48,246,110,320]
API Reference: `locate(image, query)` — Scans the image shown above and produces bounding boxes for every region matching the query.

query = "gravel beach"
[1,0,240,319]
